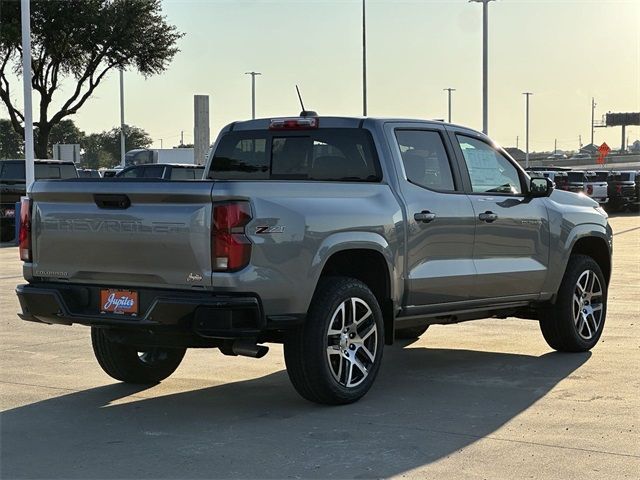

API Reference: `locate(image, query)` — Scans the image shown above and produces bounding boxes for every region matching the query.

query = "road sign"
[597,142,611,165]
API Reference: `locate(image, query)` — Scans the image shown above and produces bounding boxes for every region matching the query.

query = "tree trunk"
[35,124,50,159]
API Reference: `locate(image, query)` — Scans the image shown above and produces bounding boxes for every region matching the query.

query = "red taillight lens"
[212,202,252,272]
[587,185,593,195]
[19,197,32,262]
[616,185,622,193]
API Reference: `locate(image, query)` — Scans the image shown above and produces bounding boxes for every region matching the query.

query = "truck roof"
[225,116,475,133]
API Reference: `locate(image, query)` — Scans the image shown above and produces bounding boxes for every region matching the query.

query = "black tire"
[284,277,385,405]
[395,325,429,340]
[91,327,186,384]
[539,254,607,352]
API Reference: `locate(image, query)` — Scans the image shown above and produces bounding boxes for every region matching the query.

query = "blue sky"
[4,0,640,152]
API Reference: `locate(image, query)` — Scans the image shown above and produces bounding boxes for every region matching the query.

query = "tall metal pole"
[470,0,494,135]
[119,70,125,167]
[444,88,456,123]
[523,92,532,169]
[21,0,34,187]
[591,97,596,146]
[245,72,261,119]
[362,0,367,116]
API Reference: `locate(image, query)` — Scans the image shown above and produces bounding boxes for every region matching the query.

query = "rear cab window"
[209,128,381,182]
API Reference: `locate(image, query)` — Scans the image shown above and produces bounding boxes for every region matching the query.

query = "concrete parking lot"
[1,214,638,479]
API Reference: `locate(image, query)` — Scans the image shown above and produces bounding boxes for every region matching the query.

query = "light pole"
[362,0,367,116]
[591,97,596,146]
[21,0,34,187]
[444,88,456,123]
[523,92,533,169]
[470,0,494,135]
[245,71,262,119]
[119,70,125,167]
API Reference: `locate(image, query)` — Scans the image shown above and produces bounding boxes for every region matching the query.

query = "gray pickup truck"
[16,115,612,404]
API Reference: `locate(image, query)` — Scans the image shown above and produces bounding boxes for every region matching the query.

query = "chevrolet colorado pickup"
[16,115,612,404]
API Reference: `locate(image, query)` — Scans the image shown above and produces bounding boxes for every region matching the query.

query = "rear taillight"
[212,202,252,272]
[19,197,32,262]
[587,185,593,195]
[616,184,622,193]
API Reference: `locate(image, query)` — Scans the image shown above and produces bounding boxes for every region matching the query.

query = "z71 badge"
[255,226,285,234]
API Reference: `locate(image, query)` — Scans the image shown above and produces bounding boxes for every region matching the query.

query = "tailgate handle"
[94,194,131,209]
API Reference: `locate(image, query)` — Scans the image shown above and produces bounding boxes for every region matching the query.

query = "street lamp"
[470,0,495,135]
[523,92,533,169]
[362,0,367,116]
[120,70,125,166]
[444,88,456,123]
[21,0,35,187]
[245,71,262,119]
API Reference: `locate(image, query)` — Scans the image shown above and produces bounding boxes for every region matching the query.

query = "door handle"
[414,211,436,223]
[478,211,498,223]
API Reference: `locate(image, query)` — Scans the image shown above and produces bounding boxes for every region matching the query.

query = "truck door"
[386,123,477,306]
[448,131,550,299]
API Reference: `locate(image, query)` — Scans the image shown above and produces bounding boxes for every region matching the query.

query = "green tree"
[0,0,182,158]
[0,118,23,158]
[49,120,85,148]
[100,125,152,161]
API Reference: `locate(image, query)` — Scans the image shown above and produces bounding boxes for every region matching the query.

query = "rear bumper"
[16,283,269,340]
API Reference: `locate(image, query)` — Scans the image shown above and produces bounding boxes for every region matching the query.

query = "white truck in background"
[125,148,195,166]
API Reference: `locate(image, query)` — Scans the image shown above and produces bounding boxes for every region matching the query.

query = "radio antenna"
[296,85,306,112]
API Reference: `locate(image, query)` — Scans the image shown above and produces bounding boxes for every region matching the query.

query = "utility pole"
[362,0,368,116]
[470,0,495,135]
[554,138,557,154]
[160,139,163,149]
[245,71,262,119]
[516,136,519,149]
[579,134,582,150]
[119,70,125,167]
[444,88,456,123]
[523,92,532,169]
[591,97,596,146]
[21,0,34,187]
[180,130,184,146]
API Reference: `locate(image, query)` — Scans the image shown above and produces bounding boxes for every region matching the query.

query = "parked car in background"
[77,168,102,178]
[608,170,640,211]
[570,153,592,161]
[546,152,568,160]
[566,170,587,194]
[527,170,569,191]
[0,159,78,242]
[100,168,122,178]
[584,171,609,205]
[114,163,205,180]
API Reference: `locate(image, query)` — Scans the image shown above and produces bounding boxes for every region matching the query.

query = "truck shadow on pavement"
[1,346,589,479]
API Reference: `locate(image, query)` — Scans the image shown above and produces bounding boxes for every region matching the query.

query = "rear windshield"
[587,172,609,182]
[0,162,77,180]
[568,172,586,182]
[170,167,204,180]
[209,129,381,182]
[613,173,631,181]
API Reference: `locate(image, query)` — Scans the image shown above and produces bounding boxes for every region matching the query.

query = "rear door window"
[170,167,203,180]
[395,130,456,191]
[143,166,165,178]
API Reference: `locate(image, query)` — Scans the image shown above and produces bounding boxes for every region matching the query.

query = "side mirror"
[529,177,554,197]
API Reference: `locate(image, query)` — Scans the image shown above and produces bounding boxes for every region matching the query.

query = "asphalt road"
[1,214,638,479]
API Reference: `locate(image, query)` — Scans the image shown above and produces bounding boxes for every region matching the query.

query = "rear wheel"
[284,277,384,405]
[91,327,186,384]
[395,325,429,340]
[539,255,607,352]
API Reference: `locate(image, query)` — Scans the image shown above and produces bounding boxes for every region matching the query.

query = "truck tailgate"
[29,179,214,289]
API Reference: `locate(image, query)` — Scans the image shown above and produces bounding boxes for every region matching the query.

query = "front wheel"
[91,327,186,384]
[284,277,384,405]
[539,255,607,352]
